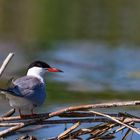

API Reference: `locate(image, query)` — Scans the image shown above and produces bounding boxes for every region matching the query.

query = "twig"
[2,117,140,127]
[0,113,118,122]
[0,112,50,122]
[122,128,132,140]
[48,101,140,118]
[1,109,15,117]
[0,123,24,137]
[0,116,21,121]
[57,122,80,139]
[0,118,118,127]
[119,112,140,119]
[0,53,14,77]
[0,122,21,127]
[66,122,117,139]
[89,110,140,135]
[90,123,116,137]
[112,123,131,134]
[59,111,120,118]
[0,120,37,137]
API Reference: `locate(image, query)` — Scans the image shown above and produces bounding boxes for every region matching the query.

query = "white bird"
[0,61,63,117]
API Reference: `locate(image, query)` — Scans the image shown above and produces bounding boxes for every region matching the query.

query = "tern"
[0,61,63,117]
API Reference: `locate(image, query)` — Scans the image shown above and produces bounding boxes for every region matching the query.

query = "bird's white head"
[27,61,63,83]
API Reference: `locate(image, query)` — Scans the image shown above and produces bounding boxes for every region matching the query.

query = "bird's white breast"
[6,94,34,110]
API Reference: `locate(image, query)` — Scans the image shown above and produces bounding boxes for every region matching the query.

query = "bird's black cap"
[28,61,51,69]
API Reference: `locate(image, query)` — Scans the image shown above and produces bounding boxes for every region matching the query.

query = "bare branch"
[0,53,14,77]
[48,100,140,118]
[1,109,15,117]
[0,123,24,137]
[0,100,139,122]
[122,128,132,140]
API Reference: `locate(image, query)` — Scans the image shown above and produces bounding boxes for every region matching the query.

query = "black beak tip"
[59,69,64,72]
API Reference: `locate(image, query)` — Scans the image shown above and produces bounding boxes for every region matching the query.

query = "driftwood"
[0,53,140,139]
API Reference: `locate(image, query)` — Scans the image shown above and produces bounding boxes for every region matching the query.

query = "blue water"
[1,41,140,92]
[39,41,140,92]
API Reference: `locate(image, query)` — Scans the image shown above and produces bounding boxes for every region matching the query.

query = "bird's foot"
[18,108,37,118]
[20,113,37,118]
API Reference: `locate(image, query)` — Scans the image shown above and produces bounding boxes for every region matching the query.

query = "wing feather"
[7,76,46,105]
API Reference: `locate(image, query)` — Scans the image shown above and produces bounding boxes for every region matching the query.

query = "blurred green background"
[1,0,140,43]
[0,0,140,103]
[1,0,140,42]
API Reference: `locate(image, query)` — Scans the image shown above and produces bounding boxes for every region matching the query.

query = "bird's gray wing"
[8,76,44,98]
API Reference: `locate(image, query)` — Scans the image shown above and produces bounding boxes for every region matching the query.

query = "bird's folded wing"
[0,88,24,97]
[0,76,43,98]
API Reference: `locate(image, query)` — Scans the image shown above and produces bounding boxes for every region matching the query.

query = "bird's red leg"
[18,108,32,118]
[18,107,37,118]
[31,108,37,116]
[18,108,25,118]
[18,109,21,116]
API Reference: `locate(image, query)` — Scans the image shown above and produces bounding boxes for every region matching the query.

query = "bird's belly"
[6,94,34,110]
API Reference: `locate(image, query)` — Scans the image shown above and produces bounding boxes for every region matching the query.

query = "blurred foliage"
[0,0,140,44]
[46,82,140,104]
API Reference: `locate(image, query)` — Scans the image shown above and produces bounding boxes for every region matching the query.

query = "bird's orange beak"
[47,68,63,72]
